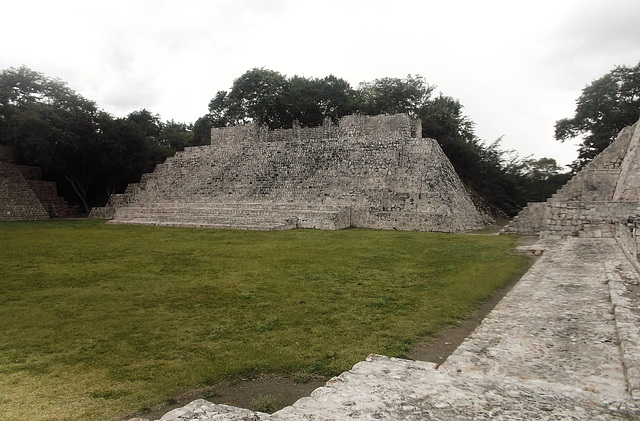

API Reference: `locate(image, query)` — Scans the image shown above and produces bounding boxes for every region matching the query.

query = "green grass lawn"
[0,220,529,420]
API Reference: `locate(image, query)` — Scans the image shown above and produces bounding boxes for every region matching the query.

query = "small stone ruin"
[0,145,76,220]
[99,114,490,232]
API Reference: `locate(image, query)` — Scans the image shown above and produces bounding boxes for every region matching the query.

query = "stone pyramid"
[502,117,640,238]
[99,114,490,232]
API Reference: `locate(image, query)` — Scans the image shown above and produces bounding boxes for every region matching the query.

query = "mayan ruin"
[147,119,640,420]
[503,117,640,262]
[99,113,490,232]
[0,145,76,220]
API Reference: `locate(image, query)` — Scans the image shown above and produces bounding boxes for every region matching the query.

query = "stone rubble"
[149,237,640,420]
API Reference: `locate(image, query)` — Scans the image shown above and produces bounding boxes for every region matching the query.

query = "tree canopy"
[357,75,433,117]
[0,66,194,213]
[206,68,358,129]
[555,61,640,170]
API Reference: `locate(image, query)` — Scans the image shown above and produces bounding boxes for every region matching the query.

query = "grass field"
[0,220,529,420]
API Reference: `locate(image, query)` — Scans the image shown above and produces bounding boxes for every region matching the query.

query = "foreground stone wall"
[101,114,490,232]
[502,117,640,238]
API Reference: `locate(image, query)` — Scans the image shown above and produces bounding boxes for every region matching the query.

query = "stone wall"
[502,117,640,238]
[101,114,490,232]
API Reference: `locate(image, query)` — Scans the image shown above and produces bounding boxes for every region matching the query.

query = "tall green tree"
[207,91,230,127]
[0,66,187,212]
[0,66,99,213]
[356,75,434,117]
[159,120,194,151]
[225,68,291,128]
[126,109,162,140]
[520,157,571,202]
[555,62,640,170]
[287,75,356,126]
[192,114,215,146]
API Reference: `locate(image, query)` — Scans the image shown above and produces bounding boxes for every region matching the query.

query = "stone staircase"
[25,177,78,218]
[109,203,351,231]
[0,146,77,220]
[500,120,640,238]
[0,161,49,220]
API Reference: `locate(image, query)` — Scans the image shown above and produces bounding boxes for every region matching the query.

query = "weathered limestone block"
[158,400,268,420]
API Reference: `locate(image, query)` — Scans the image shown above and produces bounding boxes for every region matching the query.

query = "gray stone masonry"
[99,114,490,232]
[0,147,49,221]
[502,117,640,239]
[0,145,76,220]
[149,237,640,420]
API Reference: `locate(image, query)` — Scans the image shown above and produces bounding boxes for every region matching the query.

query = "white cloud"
[1,0,638,166]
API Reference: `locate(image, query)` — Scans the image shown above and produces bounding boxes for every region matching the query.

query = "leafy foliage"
[206,68,357,130]
[555,62,640,170]
[0,66,99,212]
[287,75,356,126]
[357,75,433,117]
[0,66,195,212]
[223,68,291,128]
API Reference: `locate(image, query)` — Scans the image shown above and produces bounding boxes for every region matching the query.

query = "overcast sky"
[2,0,640,167]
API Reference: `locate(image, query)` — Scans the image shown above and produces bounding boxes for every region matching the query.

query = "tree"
[159,120,193,151]
[192,114,215,146]
[0,66,99,213]
[126,109,162,140]
[92,114,156,199]
[555,62,640,170]
[520,157,571,202]
[420,95,475,145]
[287,75,356,126]
[356,75,434,117]
[201,71,356,130]
[225,68,291,128]
[207,91,230,128]
[418,94,562,215]
[0,66,187,212]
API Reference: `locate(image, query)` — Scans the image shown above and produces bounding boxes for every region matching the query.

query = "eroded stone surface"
[100,114,489,232]
[442,238,627,397]
[158,401,268,421]
[502,118,640,239]
[147,238,640,420]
